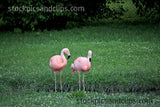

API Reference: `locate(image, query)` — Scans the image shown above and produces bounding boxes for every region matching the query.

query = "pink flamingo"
[71,50,92,90]
[49,48,70,92]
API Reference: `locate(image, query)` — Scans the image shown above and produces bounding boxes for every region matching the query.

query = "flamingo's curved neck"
[88,54,90,59]
[61,50,67,64]
[87,56,89,60]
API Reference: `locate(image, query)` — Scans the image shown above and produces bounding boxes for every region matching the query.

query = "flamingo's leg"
[82,72,85,90]
[78,72,81,91]
[60,71,62,92]
[54,71,57,92]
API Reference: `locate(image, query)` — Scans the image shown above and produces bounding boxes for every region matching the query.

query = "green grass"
[1,91,160,106]
[0,23,160,106]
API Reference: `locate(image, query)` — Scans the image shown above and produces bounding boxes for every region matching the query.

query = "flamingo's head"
[62,48,71,59]
[88,50,92,62]
[71,63,75,74]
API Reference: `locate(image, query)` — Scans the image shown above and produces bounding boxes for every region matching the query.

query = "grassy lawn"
[1,91,160,106]
[0,23,160,106]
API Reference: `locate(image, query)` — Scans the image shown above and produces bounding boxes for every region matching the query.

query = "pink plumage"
[50,48,70,72]
[71,50,92,73]
[49,48,70,92]
[71,57,91,73]
[71,50,92,90]
[50,55,67,72]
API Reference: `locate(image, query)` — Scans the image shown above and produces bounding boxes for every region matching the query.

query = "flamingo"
[49,48,71,92]
[71,50,92,90]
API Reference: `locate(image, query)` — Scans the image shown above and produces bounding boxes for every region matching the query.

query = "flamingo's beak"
[73,69,75,74]
[67,55,71,59]
[89,58,91,62]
